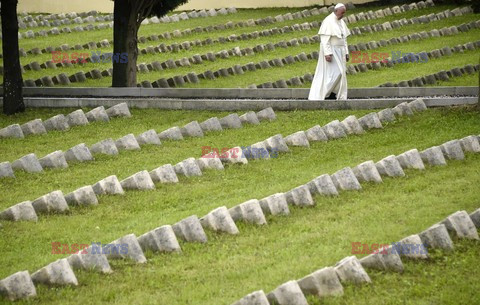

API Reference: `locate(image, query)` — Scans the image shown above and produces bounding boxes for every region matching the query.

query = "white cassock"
[308,12,351,100]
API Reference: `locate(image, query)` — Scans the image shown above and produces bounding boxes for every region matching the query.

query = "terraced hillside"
[0,2,479,88]
[1,100,480,304]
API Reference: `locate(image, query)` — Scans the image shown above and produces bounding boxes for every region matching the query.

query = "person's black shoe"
[326,92,337,100]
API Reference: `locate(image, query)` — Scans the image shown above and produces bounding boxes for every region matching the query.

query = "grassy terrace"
[1,105,480,304]
[0,4,478,87]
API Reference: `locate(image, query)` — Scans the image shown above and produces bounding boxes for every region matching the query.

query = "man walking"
[308,3,351,100]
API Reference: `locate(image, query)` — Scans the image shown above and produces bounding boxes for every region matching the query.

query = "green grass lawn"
[1,105,479,304]
[1,2,480,304]
[1,4,479,88]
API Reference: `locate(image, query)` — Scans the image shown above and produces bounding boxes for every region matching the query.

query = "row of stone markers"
[19,28,480,89]
[378,63,479,88]
[12,7,239,41]
[16,12,113,30]
[139,29,480,89]
[0,108,274,180]
[13,4,474,80]
[8,0,441,71]
[0,108,276,221]
[0,103,130,140]
[231,207,479,305]
[0,98,430,220]
[8,0,432,58]
[18,7,469,88]
[212,99,428,165]
[1,130,478,302]
[261,46,477,89]
[14,6,237,31]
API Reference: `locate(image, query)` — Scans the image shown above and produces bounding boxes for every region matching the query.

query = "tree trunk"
[1,0,25,115]
[112,0,139,87]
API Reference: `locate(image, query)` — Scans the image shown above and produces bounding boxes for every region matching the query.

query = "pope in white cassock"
[308,3,351,100]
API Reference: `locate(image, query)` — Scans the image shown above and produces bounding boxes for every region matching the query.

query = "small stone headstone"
[396,234,428,259]
[285,185,315,207]
[377,108,396,123]
[420,146,447,166]
[20,119,47,136]
[331,167,362,191]
[219,113,242,129]
[460,135,480,153]
[86,106,110,122]
[323,120,347,139]
[266,280,309,305]
[32,190,69,214]
[158,127,184,141]
[264,134,289,153]
[259,193,289,216]
[359,245,404,273]
[105,102,131,118]
[418,223,454,251]
[232,290,270,305]
[408,98,427,112]
[341,115,365,135]
[65,185,98,206]
[392,102,414,117]
[305,125,328,142]
[307,174,338,196]
[120,170,155,190]
[90,138,119,155]
[353,160,383,183]
[115,134,141,151]
[0,162,15,179]
[200,117,223,132]
[92,175,124,195]
[243,142,270,160]
[0,271,37,301]
[136,129,161,146]
[65,109,89,127]
[334,256,371,285]
[441,210,479,240]
[375,155,405,177]
[229,199,267,225]
[200,206,239,234]
[149,164,179,183]
[469,208,480,229]
[256,107,276,121]
[67,245,112,274]
[107,234,147,263]
[31,258,78,286]
[297,267,344,298]
[43,115,71,133]
[440,140,465,160]
[396,149,425,170]
[137,225,181,253]
[358,113,383,129]
[239,111,260,125]
[172,215,208,243]
[39,150,68,169]
[0,201,37,222]
[174,158,203,177]
[181,121,204,137]
[285,131,310,147]
[64,143,94,162]
[196,156,224,171]
[220,147,248,165]
[12,153,43,173]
